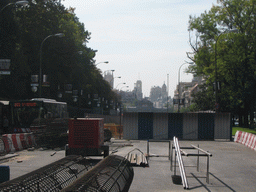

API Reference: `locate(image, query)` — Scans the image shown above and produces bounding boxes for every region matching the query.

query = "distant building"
[133,80,143,100]
[173,76,205,111]
[150,86,161,103]
[104,71,114,88]
[149,82,168,108]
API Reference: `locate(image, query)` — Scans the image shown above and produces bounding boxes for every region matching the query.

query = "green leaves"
[0,0,118,110]
[188,0,256,116]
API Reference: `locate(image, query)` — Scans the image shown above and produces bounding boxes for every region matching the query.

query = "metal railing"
[0,155,92,191]
[172,136,189,189]
[171,137,212,186]
[61,155,134,192]
[146,139,171,161]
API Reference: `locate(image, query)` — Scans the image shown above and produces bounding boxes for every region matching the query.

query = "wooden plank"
[136,153,142,166]
[130,153,137,165]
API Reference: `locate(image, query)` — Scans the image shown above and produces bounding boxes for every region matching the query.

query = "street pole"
[119,86,128,139]
[167,74,169,113]
[178,62,194,113]
[39,33,64,98]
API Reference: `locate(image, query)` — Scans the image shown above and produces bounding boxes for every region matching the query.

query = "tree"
[187,0,256,127]
[0,0,118,114]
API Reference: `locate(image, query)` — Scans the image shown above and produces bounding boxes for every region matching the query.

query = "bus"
[8,98,68,134]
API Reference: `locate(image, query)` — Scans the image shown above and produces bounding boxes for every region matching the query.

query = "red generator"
[65,118,109,157]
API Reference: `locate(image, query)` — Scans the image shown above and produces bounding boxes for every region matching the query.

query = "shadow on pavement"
[190,172,236,192]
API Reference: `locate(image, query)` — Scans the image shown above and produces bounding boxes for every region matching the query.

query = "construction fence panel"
[153,113,168,140]
[214,113,232,140]
[168,113,183,139]
[138,112,153,140]
[183,113,198,140]
[123,112,231,141]
[123,112,138,140]
[198,113,215,140]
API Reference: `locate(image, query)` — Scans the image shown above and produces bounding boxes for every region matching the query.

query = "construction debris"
[125,148,148,167]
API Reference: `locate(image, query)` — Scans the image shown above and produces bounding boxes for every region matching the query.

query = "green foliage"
[189,85,215,111]
[232,127,256,136]
[188,0,256,119]
[0,0,118,112]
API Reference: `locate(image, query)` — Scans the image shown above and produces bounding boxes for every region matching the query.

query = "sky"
[61,0,217,98]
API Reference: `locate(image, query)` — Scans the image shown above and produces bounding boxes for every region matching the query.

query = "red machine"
[65,118,109,157]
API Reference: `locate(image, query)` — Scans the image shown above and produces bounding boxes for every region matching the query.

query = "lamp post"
[178,62,193,113]
[116,82,126,89]
[120,85,129,91]
[119,85,129,139]
[39,33,64,98]
[214,29,238,112]
[110,76,121,89]
[95,61,108,66]
[0,1,28,13]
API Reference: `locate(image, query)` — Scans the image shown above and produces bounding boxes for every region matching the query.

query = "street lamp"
[116,82,126,89]
[214,28,238,112]
[120,86,129,91]
[0,1,28,13]
[119,85,129,139]
[39,33,64,97]
[178,62,193,113]
[95,61,108,66]
[110,76,121,89]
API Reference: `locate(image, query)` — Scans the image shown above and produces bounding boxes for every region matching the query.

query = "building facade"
[133,80,143,100]
[149,83,168,108]
[173,76,205,111]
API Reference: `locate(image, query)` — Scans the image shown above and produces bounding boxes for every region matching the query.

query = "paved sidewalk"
[1,140,256,192]
[111,139,256,192]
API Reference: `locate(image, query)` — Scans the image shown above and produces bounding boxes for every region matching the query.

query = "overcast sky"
[61,0,217,97]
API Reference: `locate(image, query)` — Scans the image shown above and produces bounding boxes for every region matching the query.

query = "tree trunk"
[250,105,254,129]
[244,110,249,128]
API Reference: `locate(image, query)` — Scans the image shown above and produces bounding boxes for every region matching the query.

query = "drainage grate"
[61,155,134,192]
[0,155,92,191]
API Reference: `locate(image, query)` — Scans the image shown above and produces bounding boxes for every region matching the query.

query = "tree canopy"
[0,0,118,114]
[188,0,256,127]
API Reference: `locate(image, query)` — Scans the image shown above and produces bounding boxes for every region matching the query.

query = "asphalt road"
[1,139,256,192]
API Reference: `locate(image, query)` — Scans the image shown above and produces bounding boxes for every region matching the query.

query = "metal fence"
[123,112,231,140]
[0,155,92,192]
[61,155,134,192]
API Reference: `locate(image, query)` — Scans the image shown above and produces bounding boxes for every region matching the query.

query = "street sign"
[0,71,10,75]
[0,59,11,75]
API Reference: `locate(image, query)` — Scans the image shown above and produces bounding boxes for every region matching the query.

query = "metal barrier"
[171,137,212,187]
[0,155,92,191]
[61,155,134,192]
[146,139,171,161]
[172,136,189,189]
